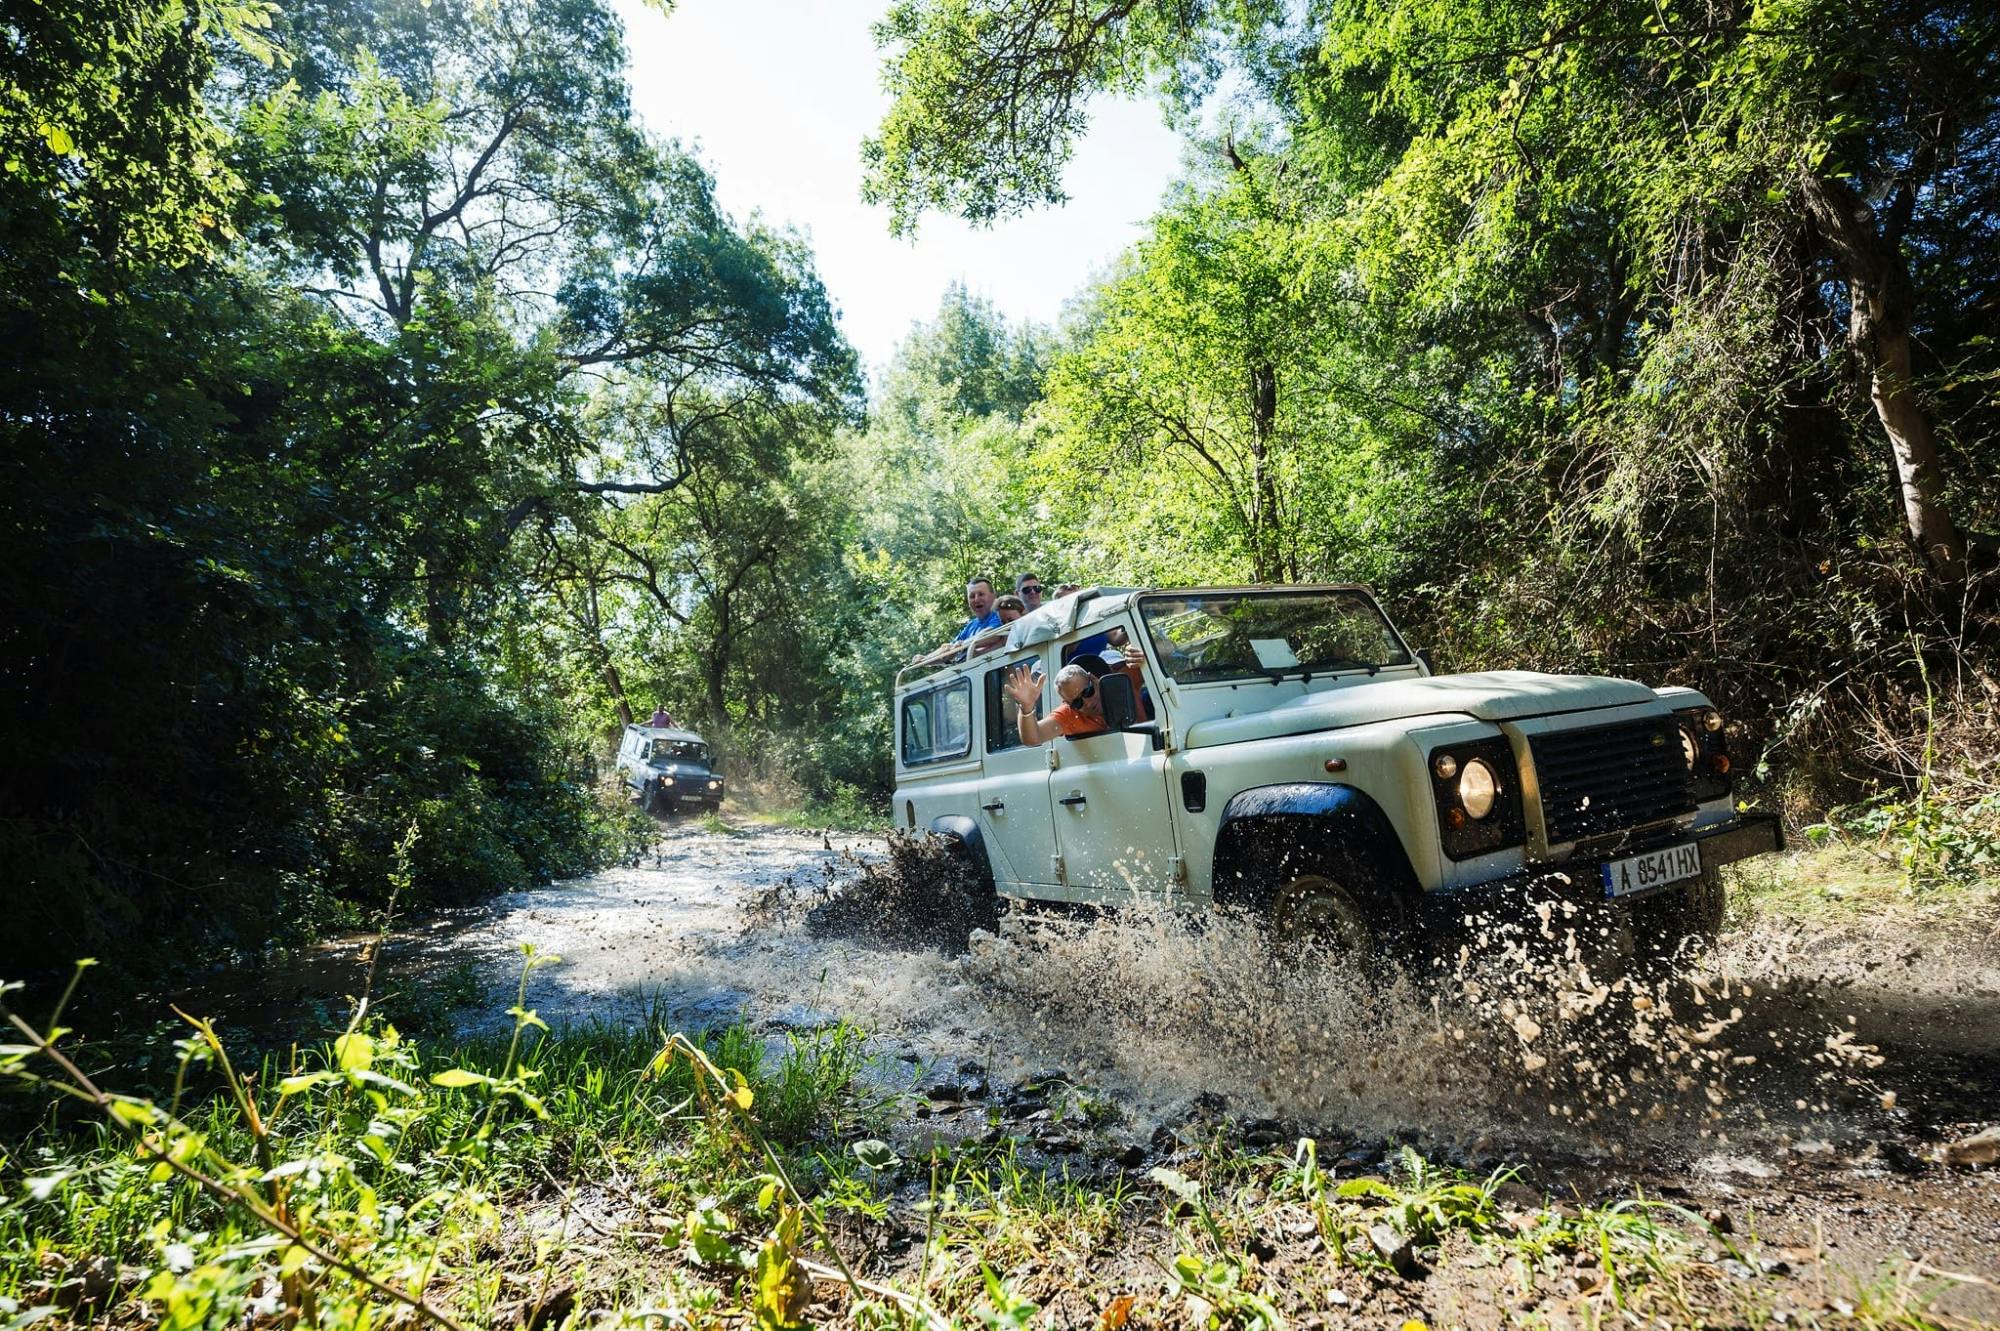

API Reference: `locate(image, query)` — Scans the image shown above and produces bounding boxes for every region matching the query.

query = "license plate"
[1601,843,1702,898]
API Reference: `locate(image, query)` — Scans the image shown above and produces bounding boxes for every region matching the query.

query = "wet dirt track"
[191,822,2000,1321]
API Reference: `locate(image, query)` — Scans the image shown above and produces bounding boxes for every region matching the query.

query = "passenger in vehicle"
[647,706,676,728]
[951,577,1002,641]
[1014,573,1044,614]
[994,594,1025,624]
[1002,647,1145,743]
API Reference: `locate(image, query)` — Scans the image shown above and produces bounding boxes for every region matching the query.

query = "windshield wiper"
[1289,656,1381,682]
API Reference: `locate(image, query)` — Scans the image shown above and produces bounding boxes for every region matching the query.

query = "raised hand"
[1004,662,1041,711]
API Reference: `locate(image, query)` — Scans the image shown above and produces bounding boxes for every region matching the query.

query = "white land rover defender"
[891,585,1782,957]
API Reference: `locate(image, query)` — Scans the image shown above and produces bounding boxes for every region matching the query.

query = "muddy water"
[176,822,2000,1311]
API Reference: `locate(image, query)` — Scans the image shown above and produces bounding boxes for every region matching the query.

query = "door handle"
[980,800,1005,812]
[1059,794,1087,807]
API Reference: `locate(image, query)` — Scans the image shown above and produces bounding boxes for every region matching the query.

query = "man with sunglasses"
[1002,647,1146,744]
[1013,573,1045,614]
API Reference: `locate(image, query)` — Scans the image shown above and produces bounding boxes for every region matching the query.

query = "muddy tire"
[940,844,1001,938]
[1263,862,1408,971]
[1631,867,1725,968]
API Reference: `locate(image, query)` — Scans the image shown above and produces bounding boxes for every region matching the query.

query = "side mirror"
[1417,649,1437,675]
[1098,672,1139,730]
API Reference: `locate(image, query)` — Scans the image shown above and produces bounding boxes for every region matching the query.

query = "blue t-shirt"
[952,610,1003,641]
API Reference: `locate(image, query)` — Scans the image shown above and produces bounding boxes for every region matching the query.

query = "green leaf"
[1148,1166,1200,1203]
[429,1068,492,1088]
[278,1070,339,1098]
[851,1139,899,1170]
[333,1031,375,1073]
[107,1097,158,1128]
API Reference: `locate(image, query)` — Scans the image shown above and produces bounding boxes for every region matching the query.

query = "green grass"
[1725,846,1999,929]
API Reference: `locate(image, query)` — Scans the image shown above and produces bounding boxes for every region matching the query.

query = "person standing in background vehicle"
[952,577,1002,641]
[647,706,676,728]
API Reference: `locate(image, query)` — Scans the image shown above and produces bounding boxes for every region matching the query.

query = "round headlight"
[1701,707,1724,733]
[1679,725,1699,769]
[1458,758,1498,819]
[1433,752,1459,780]
[661,776,675,786]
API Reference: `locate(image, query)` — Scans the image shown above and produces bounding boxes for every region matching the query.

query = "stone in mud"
[1191,1090,1229,1116]
[1242,1118,1287,1149]
[1367,1223,1424,1277]
[766,1003,840,1032]
[1940,1125,2000,1168]
[922,1079,965,1102]
[1112,1141,1147,1168]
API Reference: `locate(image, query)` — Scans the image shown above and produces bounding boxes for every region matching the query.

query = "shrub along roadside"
[5,636,638,992]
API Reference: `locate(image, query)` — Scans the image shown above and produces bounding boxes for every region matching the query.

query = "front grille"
[1530,717,1696,844]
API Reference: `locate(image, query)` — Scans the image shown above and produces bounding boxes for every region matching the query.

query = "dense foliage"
[861,0,1999,823]
[1,0,855,978]
[6,0,1996,978]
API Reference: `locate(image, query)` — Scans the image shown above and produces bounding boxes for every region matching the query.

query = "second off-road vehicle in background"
[617,724,724,815]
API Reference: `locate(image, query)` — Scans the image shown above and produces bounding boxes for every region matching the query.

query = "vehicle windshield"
[650,739,709,764]
[1137,589,1411,684]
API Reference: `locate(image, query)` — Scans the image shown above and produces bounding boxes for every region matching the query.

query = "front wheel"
[1631,867,1725,968]
[1265,868,1409,973]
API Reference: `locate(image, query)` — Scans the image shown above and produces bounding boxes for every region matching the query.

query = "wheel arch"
[1209,782,1420,910]
[927,814,996,890]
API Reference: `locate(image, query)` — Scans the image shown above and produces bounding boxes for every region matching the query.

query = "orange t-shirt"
[1047,660,1142,738]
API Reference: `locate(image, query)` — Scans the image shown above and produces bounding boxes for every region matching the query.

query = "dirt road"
[197,821,2000,1321]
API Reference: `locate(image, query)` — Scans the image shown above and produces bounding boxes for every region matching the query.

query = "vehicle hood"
[1181,670,1660,749]
[645,761,717,779]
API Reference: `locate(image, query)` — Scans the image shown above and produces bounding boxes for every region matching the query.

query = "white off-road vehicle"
[891,585,1781,957]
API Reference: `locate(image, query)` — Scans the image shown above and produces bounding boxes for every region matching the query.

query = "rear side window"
[901,679,973,765]
[984,664,1040,752]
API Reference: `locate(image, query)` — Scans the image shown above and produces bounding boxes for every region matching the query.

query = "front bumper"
[1417,813,1782,923]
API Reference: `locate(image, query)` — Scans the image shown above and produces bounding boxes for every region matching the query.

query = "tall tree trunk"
[1800,171,1968,582]
[602,661,633,726]
[1248,360,1281,583]
[705,597,732,732]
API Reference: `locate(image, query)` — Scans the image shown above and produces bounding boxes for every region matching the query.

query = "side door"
[975,655,1060,890]
[1048,632,1181,900]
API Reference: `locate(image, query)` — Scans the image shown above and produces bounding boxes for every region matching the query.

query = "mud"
[172,822,2000,1319]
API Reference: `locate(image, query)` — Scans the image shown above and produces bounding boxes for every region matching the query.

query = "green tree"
[868,0,2000,587]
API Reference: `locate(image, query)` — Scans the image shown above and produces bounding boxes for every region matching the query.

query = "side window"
[936,680,972,757]
[901,695,933,765]
[984,668,1020,752]
[903,681,973,765]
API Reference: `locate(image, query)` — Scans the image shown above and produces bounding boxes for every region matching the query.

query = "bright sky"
[610,0,1185,379]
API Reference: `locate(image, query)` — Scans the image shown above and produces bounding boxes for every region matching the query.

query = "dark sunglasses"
[1020,584,1043,596]
[1066,681,1096,706]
